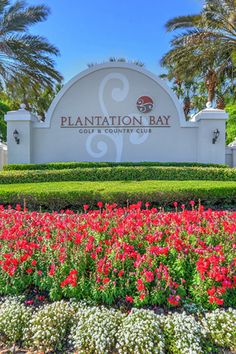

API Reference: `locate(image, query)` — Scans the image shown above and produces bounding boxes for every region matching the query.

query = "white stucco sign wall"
[5,63,228,164]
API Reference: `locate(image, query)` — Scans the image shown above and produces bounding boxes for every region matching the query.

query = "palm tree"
[165,0,236,50]
[160,69,207,118]
[161,0,236,107]
[5,74,62,118]
[0,0,62,89]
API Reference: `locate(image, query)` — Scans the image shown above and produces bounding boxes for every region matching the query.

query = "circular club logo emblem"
[136,96,154,113]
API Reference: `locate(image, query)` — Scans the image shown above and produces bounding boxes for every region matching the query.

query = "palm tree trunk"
[205,69,218,104]
[216,95,225,109]
[183,96,191,119]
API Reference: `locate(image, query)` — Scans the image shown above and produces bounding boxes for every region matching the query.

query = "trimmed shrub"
[3,161,227,171]
[1,166,236,184]
[0,180,236,210]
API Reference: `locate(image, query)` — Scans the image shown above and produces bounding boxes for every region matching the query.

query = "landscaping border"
[1,166,236,184]
[3,161,228,171]
[0,180,236,210]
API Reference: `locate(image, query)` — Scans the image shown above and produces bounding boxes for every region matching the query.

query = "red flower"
[207,286,216,296]
[167,295,180,306]
[126,295,133,303]
[61,269,78,288]
[26,268,33,274]
[0,203,234,310]
[209,296,224,305]
[37,295,45,301]
[137,279,145,292]
[215,297,224,305]
[189,200,195,207]
[102,277,110,284]
[118,270,124,277]
[20,254,30,262]
[144,271,154,283]
[48,264,55,276]
[25,300,34,305]
[140,293,145,301]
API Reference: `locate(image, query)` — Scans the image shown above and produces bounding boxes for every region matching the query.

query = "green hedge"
[3,161,228,171]
[0,180,235,210]
[0,166,236,184]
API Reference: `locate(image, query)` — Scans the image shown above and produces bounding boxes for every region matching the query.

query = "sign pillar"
[193,108,228,164]
[5,104,38,164]
[228,138,236,167]
[0,142,7,169]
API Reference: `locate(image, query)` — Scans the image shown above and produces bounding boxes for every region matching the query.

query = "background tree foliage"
[0,100,11,141]
[0,0,63,141]
[226,98,236,144]
[0,0,62,87]
[5,75,62,118]
[161,0,236,142]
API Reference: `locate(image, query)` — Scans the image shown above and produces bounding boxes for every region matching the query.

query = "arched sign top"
[40,62,192,128]
[5,62,228,165]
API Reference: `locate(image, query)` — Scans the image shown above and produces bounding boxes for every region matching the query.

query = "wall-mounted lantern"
[13,129,20,144]
[212,129,220,144]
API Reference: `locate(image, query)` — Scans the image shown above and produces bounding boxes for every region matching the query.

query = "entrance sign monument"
[5,63,228,164]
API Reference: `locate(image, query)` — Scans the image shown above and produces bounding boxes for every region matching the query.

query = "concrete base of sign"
[226,138,236,167]
[4,63,228,165]
[0,142,7,169]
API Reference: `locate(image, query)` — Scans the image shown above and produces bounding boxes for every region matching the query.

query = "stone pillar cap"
[5,106,38,122]
[194,108,228,122]
[228,137,236,148]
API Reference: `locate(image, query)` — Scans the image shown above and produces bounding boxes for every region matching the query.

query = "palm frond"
[3,34,60,57]
[0,2,50,34]
[0,0,10,15]
[172,29,220,46]
[165,15,202,32]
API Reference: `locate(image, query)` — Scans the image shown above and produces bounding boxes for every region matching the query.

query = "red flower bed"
[0,202,235,308]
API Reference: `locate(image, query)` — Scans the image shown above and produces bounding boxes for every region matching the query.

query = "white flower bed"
[161,312,206,354]
[0,297,32,345]
[23,300,78,352]
[70,306,124,353]
[0,296,234,353]
[202,308,236,351]
[116,308,165,354]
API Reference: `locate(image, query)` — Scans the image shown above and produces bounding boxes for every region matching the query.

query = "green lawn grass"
[0,180,236,210]
[0,179,236,192]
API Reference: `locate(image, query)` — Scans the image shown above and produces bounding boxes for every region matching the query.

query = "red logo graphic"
[137,96,154,113]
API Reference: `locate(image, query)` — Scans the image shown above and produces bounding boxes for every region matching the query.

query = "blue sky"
[26,0,203,83]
